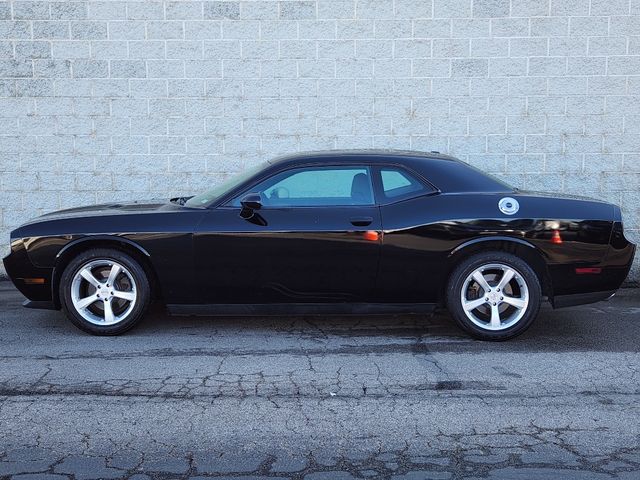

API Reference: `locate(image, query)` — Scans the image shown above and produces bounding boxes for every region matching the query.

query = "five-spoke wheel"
[460,263,529,331]
[447,252,541,340]
[70,260,138,326]
[60,248,150,335]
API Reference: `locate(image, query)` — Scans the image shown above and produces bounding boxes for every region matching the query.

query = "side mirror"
[239,193,266,225]
[240,193,262,211]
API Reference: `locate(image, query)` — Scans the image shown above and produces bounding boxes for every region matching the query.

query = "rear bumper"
[548,226,635,303]
[552,289,616,309]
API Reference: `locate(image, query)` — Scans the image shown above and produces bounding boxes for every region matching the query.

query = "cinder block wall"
[0,0,638,280]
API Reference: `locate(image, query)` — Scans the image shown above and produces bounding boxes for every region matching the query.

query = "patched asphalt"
[1,282,639,479]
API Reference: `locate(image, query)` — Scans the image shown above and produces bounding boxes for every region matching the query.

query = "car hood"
[20,199,184,226]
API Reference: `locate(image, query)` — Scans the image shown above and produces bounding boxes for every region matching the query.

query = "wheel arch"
[52,236,161,309]
[445,236,552,300]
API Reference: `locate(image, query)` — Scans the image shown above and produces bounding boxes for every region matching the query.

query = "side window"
[232,166,374,207]
[380,167,432,201]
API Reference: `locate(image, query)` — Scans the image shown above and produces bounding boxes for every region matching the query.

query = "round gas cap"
[498,197,519,215]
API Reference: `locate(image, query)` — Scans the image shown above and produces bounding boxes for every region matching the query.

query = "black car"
[3,150,636,340]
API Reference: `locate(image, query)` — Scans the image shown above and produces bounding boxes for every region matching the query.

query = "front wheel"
[59,248,151,335]
[446,252,541,341]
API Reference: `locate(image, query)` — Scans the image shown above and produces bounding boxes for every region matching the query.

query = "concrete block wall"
[0,0,638,280]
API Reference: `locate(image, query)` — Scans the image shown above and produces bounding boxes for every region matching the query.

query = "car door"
[194,164,382,304]
[372,165,442,303]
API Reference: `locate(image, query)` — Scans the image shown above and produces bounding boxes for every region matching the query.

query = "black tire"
[59,248,151,335]
[446,251,541,341]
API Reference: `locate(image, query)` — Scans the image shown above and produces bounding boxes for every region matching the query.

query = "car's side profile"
[3,150,636,340]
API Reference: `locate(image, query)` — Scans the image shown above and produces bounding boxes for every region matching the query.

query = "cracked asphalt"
[1,282,639,479]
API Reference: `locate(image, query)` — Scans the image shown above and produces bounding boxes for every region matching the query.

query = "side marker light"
[575,267,602,275]
[363,231,379,241]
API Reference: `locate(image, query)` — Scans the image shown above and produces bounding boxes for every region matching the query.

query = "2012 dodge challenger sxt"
[3,150,636,340]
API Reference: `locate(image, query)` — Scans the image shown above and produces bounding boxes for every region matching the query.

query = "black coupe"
[3,150,635,340]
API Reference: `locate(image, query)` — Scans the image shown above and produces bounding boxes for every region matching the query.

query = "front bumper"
[3,243,55,304]
[23,299,57,310]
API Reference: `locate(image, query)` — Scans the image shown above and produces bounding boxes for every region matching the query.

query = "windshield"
[185,161,269,208]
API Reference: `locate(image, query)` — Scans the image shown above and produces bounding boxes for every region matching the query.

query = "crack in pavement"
[1,286,640,477]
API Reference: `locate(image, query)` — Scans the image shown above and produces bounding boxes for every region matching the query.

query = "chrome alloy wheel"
[70,259,137,326]
[460,263,529,331]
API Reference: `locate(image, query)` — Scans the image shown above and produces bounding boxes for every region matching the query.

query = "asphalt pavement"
[0,281,639,479]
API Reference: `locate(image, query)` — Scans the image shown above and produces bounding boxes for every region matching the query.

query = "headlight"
[3,238,23,258]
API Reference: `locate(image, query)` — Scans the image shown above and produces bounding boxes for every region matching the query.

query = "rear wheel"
[446,252,541,341]
[59,248,150,335]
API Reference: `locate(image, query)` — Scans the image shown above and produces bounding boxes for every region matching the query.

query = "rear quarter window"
[379,167,435,202]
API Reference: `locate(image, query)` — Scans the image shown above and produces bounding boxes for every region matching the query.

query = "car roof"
[265,150,512,194]
[267,149,458,166]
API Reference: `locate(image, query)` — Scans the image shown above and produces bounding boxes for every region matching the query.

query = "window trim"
[224,164,376,209]
[214,158,441,210]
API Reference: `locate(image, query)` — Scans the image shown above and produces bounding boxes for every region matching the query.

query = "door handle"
[350,216,373,227]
